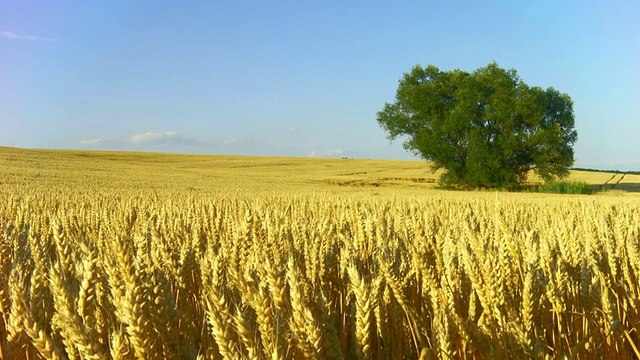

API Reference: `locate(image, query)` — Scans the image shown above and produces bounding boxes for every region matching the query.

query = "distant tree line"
[572,168,640,175]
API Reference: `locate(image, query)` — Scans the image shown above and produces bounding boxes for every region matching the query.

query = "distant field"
[1,147,637,196]
[0,146,444,197]
[2,146,640,359]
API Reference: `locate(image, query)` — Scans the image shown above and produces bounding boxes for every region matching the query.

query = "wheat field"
[1,147,640,359]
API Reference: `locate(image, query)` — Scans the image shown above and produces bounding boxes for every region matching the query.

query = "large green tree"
[377,62,577,188]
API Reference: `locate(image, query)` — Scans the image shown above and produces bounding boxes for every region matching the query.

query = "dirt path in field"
[601,174,615,191]
[601,173,625,191]
[614,173,626,190]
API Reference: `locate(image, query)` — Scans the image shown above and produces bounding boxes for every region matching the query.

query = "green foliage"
[377,62,577,189]
[538,180,593,194]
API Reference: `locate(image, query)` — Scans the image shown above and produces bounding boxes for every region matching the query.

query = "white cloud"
[128,131,208,148]
[324,149,345,156]
[308,149,345,157]
[129,131,178,145]
[222,137,240,145]
[79,138,108,146]
[1,31,57,42]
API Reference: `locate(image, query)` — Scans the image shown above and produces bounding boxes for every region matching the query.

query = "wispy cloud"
[130,131,177,144]
[80,131,342,156]
[325,149,345,156]
[222,137,240,145]
[78,131,208,150]
[1,31,57,42]
[79,138,109,147]
[308,149,346,157]
[129,131,205,148]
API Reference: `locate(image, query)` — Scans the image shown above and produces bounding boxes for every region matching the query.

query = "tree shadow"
[609,183,640,192]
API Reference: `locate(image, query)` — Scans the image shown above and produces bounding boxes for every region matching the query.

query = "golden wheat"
[2,148,640,359]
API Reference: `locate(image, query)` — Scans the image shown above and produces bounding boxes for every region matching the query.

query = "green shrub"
[538,180,593,194]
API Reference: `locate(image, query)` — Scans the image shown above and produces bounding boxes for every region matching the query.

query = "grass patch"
[597,189,627,197]
[538,180,593,194]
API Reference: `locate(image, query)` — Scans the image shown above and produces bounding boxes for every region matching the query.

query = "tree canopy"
[377,62,577,189]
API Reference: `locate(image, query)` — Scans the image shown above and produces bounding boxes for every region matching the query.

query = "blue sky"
[2,1,639,170]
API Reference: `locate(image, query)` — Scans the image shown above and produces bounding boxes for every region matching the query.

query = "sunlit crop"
[1,147,639,359]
